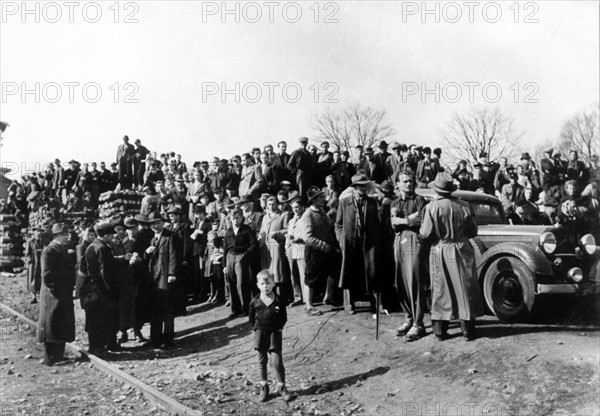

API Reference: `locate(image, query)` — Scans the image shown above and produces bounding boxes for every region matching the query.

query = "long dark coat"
[420,196,484,321]
[335,193,380,293]
[36,241,76,343]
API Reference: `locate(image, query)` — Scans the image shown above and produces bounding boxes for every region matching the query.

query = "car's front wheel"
[483,257,536,322]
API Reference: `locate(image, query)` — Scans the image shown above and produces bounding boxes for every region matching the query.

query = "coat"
[259,211,290,283]
[25,237,43,295]
[420,196,484,321]
[335,193,380,293]
[37,241,76,343]
[147,229,181,291]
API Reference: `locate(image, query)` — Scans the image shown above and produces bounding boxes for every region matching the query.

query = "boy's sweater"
[248,293,287,331]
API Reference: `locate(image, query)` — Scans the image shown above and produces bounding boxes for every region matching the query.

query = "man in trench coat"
[37,223,76,366]
[420,173,484,341]
[335,173,380,313]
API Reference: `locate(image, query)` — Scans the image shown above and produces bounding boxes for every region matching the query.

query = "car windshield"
[469,202,506,225]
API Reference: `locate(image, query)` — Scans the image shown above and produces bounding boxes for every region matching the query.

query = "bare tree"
[311,104,395,151]
[556,103,600,164]
[438,106,522,163]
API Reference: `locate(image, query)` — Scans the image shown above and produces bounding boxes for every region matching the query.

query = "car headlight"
[580,234,597,255]
[568,267,583,283]
[540,232,557,254]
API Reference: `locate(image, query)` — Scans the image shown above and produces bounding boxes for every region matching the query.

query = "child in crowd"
[248,269,291,402]
[205,219,225,304]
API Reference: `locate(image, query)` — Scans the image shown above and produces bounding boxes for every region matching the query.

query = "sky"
[1,0,598,178]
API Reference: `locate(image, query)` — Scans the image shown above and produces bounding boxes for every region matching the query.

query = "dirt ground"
[1,272,598,416]
[0,307,168,416]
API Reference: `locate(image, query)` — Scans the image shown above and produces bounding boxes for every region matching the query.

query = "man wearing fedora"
[299,186,340,315]
[145,212,181,349]
[335,173,381,314]
[37,223,76,365]
[315,141,334,187]
[416,147,440,189]
[287,137,314,198]
[372,141,391,184]
[420,173,484,341]
[83,222,126,354]
[130,213,155,342]
[190,204,212,303]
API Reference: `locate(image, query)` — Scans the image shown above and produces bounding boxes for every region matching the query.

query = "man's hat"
[94,222,115,237]
[321,141,329,147]
[350,173,371,186]
[193,204,206,214]
[260,193,271,200]
[134,213,150,224]
[236,195,255,205]
[364,147,374,155]
[378,140,389,149]
[433,148,442,155]
[284,191,300,203]
[299,137,309,144]
[280,180,291,186]
[473,162,483,169]
[68,159,79,165]
[390,142,401,150]
[147,212,167,223]
[167,206,182,215]
[415,145,423,152]
[521,152,531,160]
[399,144,408,152]
[422,147,432,154]
[553,151,562,158]
[379,180,395,195]
[355,144,364,149]
[479,151,488,158]
[51,223,68,235]
[544,148,553,154]
[306,186,325,202]
[198,192,211,200]
[428,173,457,195]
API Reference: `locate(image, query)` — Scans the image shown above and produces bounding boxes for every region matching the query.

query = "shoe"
[106,344,122,352]
[325,299,342,308]
[405,326,426,342]
[278,385,292,402]
[435,333,449,342]
[259,383,269,402]
[160,343,174,350]
[395,322,413,337]
[461,320,476,342]
[290,299,303,307]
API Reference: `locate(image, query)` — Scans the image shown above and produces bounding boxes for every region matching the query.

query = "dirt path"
[1,272,598,415]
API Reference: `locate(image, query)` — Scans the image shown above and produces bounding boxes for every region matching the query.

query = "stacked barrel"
[0,214,25,271]
[98,190,144,220]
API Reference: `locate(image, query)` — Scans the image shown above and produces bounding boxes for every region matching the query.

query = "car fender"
[473,239,553,281]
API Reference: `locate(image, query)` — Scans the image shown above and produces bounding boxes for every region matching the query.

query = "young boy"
[248,270,291,402]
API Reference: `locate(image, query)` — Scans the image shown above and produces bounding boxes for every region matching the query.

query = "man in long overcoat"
[335,173,380,313]
[83,222,122,354]
[37,223,76,365]
[259,196,292,302]
[420,173,484,341]
[146,212,181,349]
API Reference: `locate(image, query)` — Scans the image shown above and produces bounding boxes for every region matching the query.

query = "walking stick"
[375,292,381,340]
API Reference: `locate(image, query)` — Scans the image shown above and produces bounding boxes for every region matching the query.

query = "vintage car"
[416,189,600,322]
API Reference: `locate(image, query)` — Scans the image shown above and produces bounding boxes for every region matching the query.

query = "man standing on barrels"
[37,223,76,366]
[420,173,484,341]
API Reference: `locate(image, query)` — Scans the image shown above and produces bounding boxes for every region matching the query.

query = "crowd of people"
[3,134,599,403]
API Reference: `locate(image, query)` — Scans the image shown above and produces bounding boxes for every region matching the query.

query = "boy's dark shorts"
[254,329,283,352]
